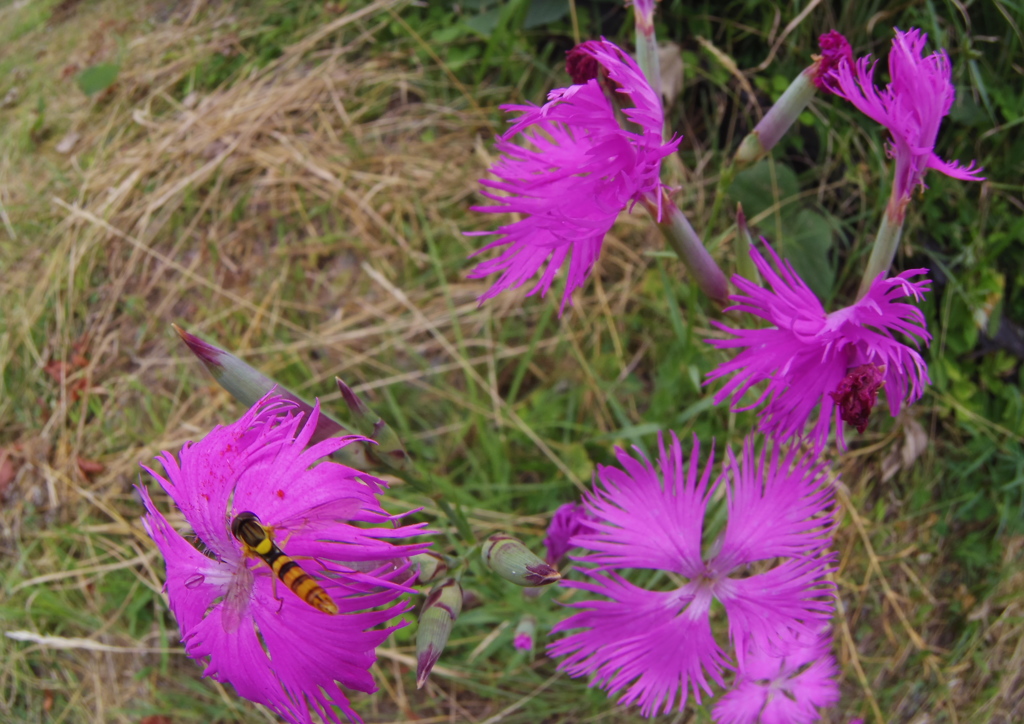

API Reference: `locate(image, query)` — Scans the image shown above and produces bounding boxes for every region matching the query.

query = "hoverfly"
[230,511,338,615]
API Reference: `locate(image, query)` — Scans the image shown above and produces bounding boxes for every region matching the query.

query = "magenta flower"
[548,434,836,717]
[811,31,853,90]
[139,395,427,724]
[713,631,839,724]
[706,243,931,452]
[829,28,982,210]
[542,501,592,565]
[466,39,679,312]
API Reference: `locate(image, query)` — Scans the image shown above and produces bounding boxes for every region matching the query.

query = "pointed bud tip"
[415,647,440,689]
[483,534,562,587]
[411,551,448,585]
[172,324,224,369]
[415,579,462,688]
[524,562,561,586]
[335,377,371,416]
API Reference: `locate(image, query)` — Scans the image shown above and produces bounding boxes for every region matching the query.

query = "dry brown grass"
[1,1,1022,722]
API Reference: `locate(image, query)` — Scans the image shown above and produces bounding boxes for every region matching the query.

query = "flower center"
[565,43,601,84]
[829,363,886,433]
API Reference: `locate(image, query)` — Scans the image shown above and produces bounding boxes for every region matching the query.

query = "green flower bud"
[512,614,536,653]
[481,534,561,587]
[416,578,462,689]
[411,551,448,585]
[172,324,371,470]
[336,377,411,472]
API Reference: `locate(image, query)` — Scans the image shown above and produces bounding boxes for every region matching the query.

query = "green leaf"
[464,8,501,36]
[781,209,836,300]
[727,160,799,222]
[75,63,119,96]
[524,0,569,29]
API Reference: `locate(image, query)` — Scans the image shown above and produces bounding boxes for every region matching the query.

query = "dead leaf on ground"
[658,41,684,107]
[0,446,20,497]
[76,457,105,478]
[56,131,81,154]
[882,417,930,483]
[1,87,19,108]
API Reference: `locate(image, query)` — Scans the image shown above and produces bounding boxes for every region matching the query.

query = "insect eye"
[231,511,260,539]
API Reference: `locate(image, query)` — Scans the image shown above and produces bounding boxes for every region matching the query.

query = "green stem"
[857,196,906,299]
[652,193,729,303]
[634,16,661,101]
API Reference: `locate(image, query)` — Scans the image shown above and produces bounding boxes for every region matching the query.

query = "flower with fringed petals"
[542,501,592,565]
[705,242,931,452]
[828,27,982,213]
[466,39,679,312]
[548,434,836,717]
[713,631,840,724]
[139,395,429,724]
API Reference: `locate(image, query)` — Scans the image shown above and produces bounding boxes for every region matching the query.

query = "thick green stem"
[718,66,818,234]
[634,14,661,101]
[857,196,906,299]
[734,69,817,167]
[651,194,729,303]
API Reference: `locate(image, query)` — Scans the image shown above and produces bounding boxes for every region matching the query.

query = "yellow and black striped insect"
[230,511,339,615]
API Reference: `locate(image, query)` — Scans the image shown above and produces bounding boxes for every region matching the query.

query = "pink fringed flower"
[549,434,836,717]
[811,31,853,91]
[139,395,427,724]
[542,501,592,565]
[706,243,931,452]
[466,39,679,312]
[829,28,983,209]
[713,632,840,724]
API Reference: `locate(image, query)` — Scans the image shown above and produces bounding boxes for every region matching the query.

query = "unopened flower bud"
[461,588,484,611]
[411,551,448,585]
[172,324,370,469]
[416,579,462,688]
[336,378,411,472]
[481,534,561,587]
[512,614,536,652]
[734,31,851,167]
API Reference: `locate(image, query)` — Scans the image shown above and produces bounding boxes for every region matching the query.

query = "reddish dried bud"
[566,42,602,84]
[830,364,886,433]
[813,31,853,91]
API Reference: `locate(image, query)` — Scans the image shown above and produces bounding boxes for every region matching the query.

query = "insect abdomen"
[266,547,339,615]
